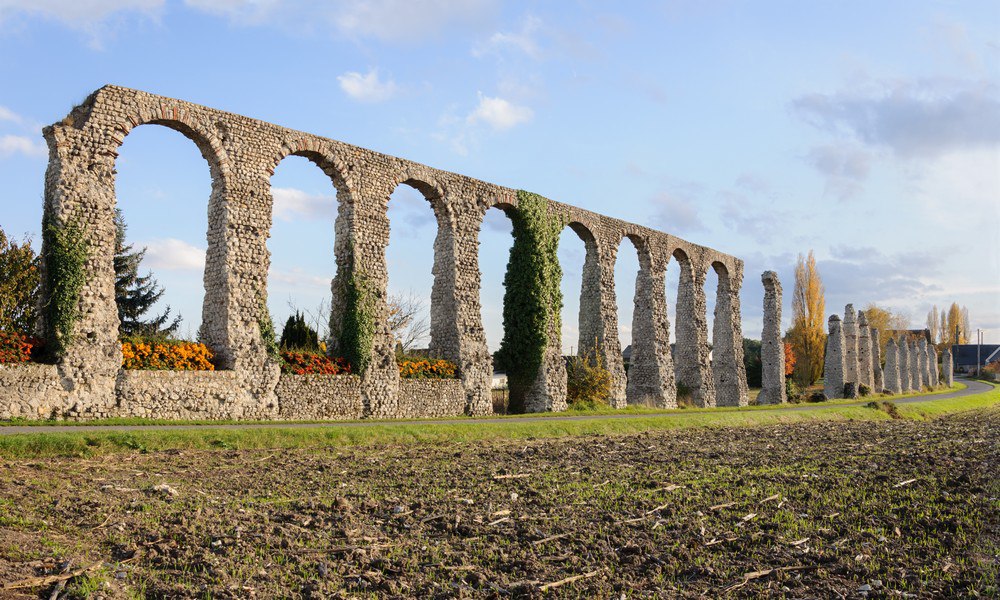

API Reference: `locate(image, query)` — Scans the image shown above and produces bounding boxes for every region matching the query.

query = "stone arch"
[618,233,673,406]
[264,146,353,358]
[106,117,231,363]
[381,173,455,362]
[668,246,715,406]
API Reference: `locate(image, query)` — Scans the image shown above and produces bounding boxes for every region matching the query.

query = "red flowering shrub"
[398,358,458,379]
[0,331,44,364]
[280,351,351,375]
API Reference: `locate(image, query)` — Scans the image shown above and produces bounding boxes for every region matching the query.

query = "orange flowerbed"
[121,340,215,371]
[398,358,458,379]
[280,351,351,375]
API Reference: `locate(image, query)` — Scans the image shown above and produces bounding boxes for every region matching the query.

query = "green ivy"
[340,267,376,375]
[257,292,279,360]
[496,190,564,413]
[41,214,89,360]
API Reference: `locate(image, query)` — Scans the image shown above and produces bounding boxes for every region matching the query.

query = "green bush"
[675,381,694,408]
[785,378,801,402]
[280,311,319,351]
[743,338,762,388]
[566,347,611,410]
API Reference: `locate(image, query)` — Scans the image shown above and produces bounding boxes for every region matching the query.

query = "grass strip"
[0,383,995,459]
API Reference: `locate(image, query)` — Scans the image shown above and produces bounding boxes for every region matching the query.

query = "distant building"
[951,344,1000,372]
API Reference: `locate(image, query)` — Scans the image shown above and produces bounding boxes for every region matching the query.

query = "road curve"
[0,379,993,436]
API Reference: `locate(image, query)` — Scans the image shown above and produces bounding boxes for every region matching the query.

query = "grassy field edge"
[0,382,995,459]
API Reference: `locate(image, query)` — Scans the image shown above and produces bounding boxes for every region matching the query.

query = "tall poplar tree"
[114,208,181,338]
[786,251,825,386]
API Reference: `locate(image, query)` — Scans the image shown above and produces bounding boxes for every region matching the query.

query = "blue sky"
[1,0,998,349]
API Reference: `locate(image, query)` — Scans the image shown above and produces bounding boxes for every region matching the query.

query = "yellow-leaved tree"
[786,251,825,386]
[864,303,910,363]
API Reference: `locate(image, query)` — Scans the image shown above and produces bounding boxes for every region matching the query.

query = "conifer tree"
[114,208,181,338]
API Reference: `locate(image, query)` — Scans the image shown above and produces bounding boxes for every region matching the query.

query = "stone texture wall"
[758,271,785,404]
[823,316,845,399]
[274,375,363,420]
[397,379,468,418]
[6,86,746,421]
[115,371,269,420]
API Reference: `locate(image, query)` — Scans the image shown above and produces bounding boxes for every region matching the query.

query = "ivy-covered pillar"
[712,261,749,407]
[577,233,626,408]
[40,122,120,412]
[625,244,676,408]
[498,191,567,413]
[333,177,400,418]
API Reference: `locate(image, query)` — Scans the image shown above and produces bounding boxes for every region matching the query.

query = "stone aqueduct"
[0,86,750,420]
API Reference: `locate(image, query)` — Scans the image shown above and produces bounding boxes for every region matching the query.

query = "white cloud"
[0,106,21,123]
[184,0,497,43]
[649,191,705,234]
[0,134,46,158]
[337,69,398,103]
[272,187,337,222]
[0,0,163,46]
[142,238,206,271]
[805,143,872,201]
[473,14,542,59]
[793,78,1000,158]
[466,93,533,131]
[268,266,328,289]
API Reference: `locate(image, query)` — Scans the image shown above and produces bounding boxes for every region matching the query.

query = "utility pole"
[976,329,982,378]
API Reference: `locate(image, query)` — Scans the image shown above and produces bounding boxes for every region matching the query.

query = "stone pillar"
[345,182,402,418]
[857,312,874,391]
[436,191,494,415]
[883,338,901,394]
[824,315,845,399]
[758,271,785,404]
[625,246,676,408]
[577,234,627,408]
[871,328,884,392]
[673,252,715,407]
[898,337,912,392]
[942,348,954,387]
[910,341,923,390]
[843,304,859,385]
[711,263,749,407]
[919,340,932,386]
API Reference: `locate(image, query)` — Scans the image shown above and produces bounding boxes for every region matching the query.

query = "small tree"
[279,311,319,351]
[387,291,429,353]
[783,342,796,377]
[566,344,611,409]
[0,227,40,335]
[114,209,180,338]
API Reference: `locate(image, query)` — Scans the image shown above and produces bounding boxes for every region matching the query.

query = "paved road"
[0,379,992,436]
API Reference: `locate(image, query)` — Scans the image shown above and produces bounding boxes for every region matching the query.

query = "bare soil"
[1,407,997,599]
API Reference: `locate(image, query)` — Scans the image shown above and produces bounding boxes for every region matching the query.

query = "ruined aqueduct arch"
[3,86,747,420]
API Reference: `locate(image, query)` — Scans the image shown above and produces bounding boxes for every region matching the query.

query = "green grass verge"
[0,382,994,459]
